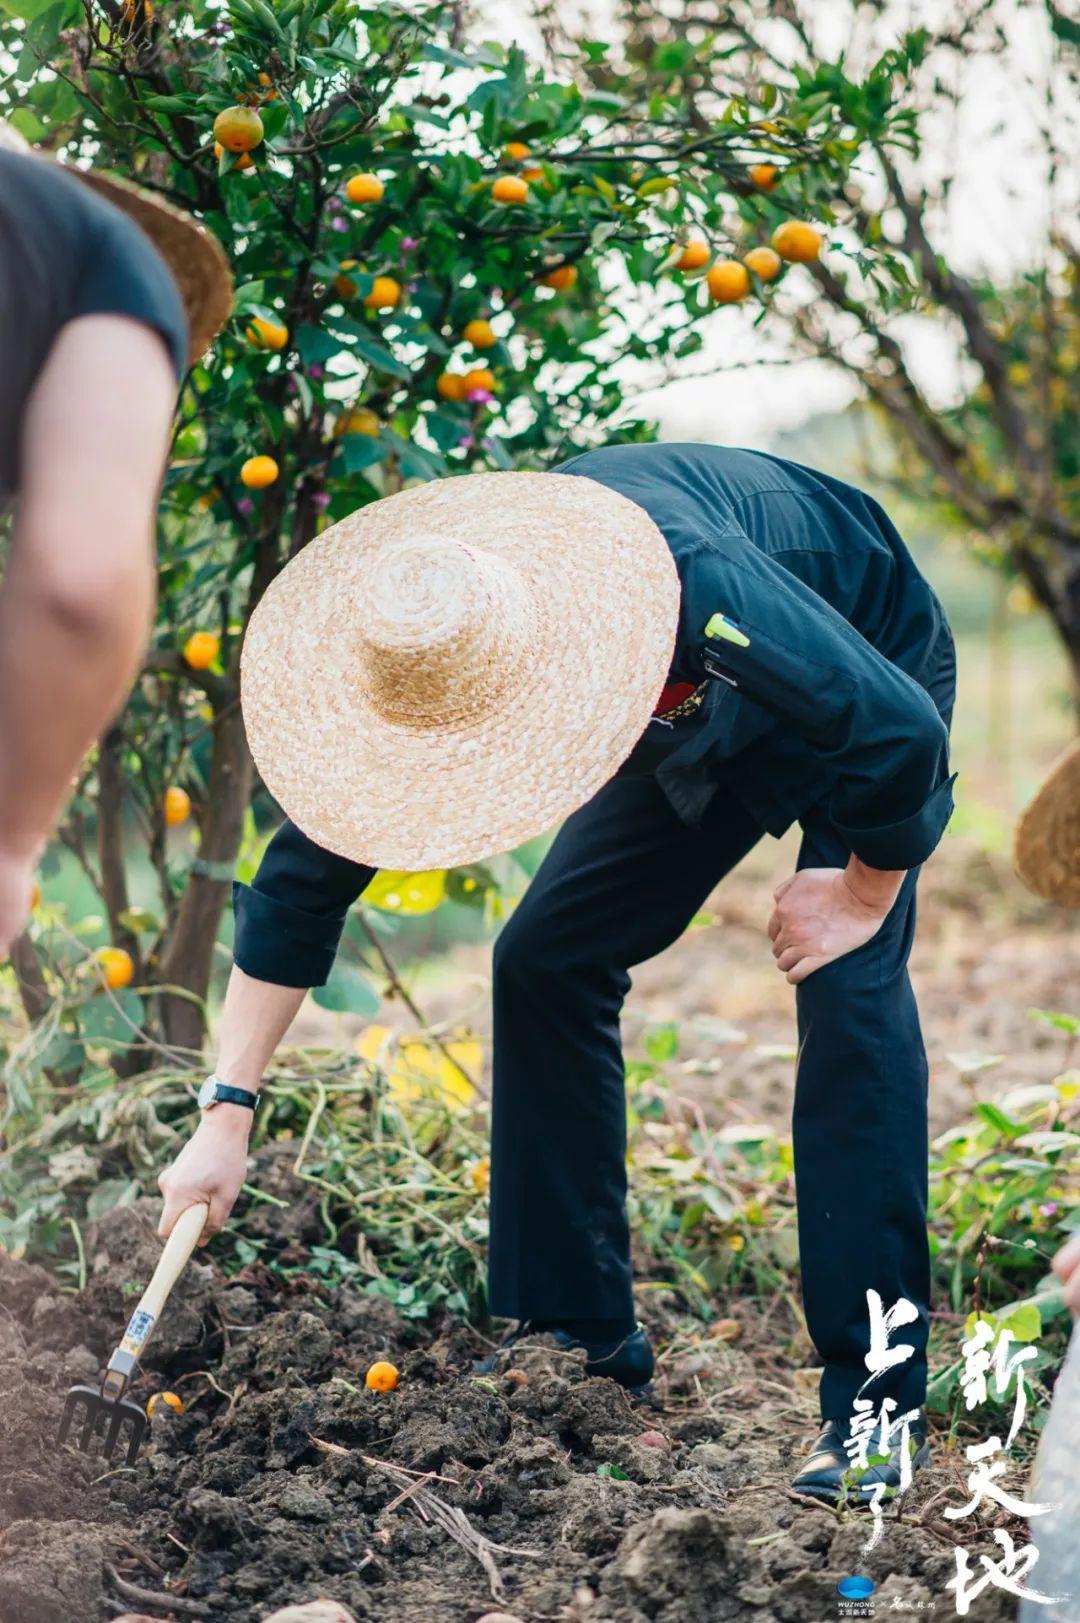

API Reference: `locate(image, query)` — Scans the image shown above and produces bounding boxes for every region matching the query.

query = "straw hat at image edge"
[1014,739,1080,906]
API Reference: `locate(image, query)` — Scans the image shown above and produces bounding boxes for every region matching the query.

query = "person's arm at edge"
[0,316,174,951]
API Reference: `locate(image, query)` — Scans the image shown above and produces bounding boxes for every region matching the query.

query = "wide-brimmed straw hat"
[241,472,681,871]
[0,121,231,364]
[1014,740,1080,906]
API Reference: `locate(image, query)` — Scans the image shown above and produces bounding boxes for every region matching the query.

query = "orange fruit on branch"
[240,454,279,489]
[503,140,530,161]
[365,1361,399,1393]
[245,315,288,350]
[96,946,134,990]
[333,259,359,298]
[214,140,253,171]
[346,172,384,205]
[212,105,263,154]
[748,163,780,191]
[183,630,219,669]
[491,174,529,205]
[436,372,467,401]
[335,407,380,438]
[540,264,577,290]
[706,260,751,303]
[164,786,192,827]
[463,318,497,349]
[675,240,710,272]
[462,367,495,395]
[363,275,401,311]
[743,246,782,282]
[771,221,823,262]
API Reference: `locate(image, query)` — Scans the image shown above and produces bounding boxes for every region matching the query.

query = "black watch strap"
[206,1080,258,1111]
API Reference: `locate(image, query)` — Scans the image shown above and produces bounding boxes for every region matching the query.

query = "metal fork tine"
[57,1394,80,1446]
[104,1407,126,1461]
[79,1405,98,1451]
[125,1416,147,1468]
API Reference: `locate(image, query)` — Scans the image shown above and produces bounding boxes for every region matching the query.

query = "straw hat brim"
[72,169,232,365]
[241,472,681,871]
[1014,739,1080,906]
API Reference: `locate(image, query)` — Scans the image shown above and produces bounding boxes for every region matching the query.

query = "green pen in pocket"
[704,611,750,648]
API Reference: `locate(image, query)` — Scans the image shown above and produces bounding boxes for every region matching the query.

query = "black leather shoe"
[475,1321,655,1397]
[791,1410,930,1504]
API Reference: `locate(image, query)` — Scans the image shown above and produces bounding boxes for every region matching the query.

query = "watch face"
[197,1077,217,1110]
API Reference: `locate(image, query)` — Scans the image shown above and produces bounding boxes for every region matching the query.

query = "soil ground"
[3,839,1069,1623]
[0,1190,1020,1623]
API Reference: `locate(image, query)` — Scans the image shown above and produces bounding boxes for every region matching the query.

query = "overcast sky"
[481,0,1074,448]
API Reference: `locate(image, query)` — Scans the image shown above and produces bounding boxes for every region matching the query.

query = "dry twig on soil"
[104,1562,211,1616]
[308,1437,539,1599]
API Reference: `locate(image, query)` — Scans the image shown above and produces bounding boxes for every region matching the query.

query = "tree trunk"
[157,697,252,1053]
[98,727,140,968]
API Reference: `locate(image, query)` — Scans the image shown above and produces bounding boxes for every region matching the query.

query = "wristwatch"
[197,1075,259,1113]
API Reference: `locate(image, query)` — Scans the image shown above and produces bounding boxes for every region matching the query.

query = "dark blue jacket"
[556,443,955,870]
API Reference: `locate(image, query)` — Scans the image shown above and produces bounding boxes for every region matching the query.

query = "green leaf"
[295,324,344,366]
[1029,1008,1080,1036]
[7,107,48,141]
[340,435,389,474]
[636,175,676,198]
[144,95,194,114]
[0,0,66,17]
[999,1301,1042,1343]
[87,1178,140,1219]
[79,990,145,1048]
[644,1023,679,1063]
[347,330,415,381]
[259,99,289,143]
[975,1102,1019,1139]
[596,1462,629,1480]
[312,962,381,1017]
[117,908,161,935]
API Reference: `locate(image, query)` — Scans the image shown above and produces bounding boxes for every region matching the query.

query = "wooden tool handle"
[138,1201,209,1321]
[105,1202,210,1393]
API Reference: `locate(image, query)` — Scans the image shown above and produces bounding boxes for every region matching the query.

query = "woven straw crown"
[242,472,681,871]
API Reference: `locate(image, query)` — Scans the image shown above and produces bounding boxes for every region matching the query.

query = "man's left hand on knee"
[768,859,906,983]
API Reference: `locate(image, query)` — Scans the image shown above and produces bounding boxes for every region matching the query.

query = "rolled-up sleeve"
[233,819,375,987]
[682,538,955,870]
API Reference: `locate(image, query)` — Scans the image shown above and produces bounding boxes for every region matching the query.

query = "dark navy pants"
[234,652,953,1424]
[486,778,929,1421]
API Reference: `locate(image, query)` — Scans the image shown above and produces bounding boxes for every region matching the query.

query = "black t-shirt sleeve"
[74,203,188,381]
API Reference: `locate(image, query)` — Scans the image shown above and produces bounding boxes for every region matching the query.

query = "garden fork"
[58,1201,208,1467]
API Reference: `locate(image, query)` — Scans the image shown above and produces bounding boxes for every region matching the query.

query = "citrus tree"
[2,0,910,1057]
[618,0,1080,688]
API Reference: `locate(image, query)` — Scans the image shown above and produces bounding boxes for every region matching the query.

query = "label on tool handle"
[120,1308,156,1355]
